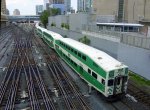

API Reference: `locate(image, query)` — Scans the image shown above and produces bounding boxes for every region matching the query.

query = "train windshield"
[108,79,114,86]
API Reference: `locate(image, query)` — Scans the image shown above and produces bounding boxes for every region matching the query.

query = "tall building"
[44,0,64,10]
[50,4,65,14]
[44,0,50,10]
[36,5,43,15]
[50,0,64,4]
[77,0,92,12]
[124,0,150,23]
[64,0,71,13]
[118,0,124,22]
[1,0,8,28]
[92,0,118,16]
[1,0,6,14]
[92,0,150,23]
[13,9,20,15]
[6,9,9,15]
[48,0,70,14]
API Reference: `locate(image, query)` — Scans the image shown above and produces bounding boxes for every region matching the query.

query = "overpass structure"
[8,15,40,22]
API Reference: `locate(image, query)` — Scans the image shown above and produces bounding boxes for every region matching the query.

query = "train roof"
[60,38,127,72]
[36,24,63,40]
[43,29,63,40]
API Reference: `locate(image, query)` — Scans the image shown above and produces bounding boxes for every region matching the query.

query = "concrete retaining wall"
[118,43,150,79]
[47,26,119,58]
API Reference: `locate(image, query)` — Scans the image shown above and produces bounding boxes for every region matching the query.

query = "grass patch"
[129,71,150,86]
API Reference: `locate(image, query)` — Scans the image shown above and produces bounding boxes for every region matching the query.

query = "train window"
[102,79,105,85]
[78,53,81,57]
[71,48,73,52]
[71,60,73,64]
[82,55,86,61]
[74,62,77,67]
[92,72,97,79]
[55,44,59,49]
[68,46,70,50]
[88,69,91,74]
[108,79,114,86]
[74,50,77,55]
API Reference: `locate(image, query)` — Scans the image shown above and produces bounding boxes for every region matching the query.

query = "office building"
[92,0,150,23]
[6,9,9,15]
[50,4,65,14]
[64,0,71,13]
[77,0,92,12]
[1,0,8,28]
[43,0,50,10]
[44,0,64,10]
[36,5,43,15]
[1,0,6,14]
[124,0,150,23]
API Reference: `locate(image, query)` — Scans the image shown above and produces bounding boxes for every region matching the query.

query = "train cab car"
[55,38,128,99]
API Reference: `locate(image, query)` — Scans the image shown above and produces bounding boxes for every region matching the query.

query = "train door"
[79,66,83,75]
[113,76,123,94]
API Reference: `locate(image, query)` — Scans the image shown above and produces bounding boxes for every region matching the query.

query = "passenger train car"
[35,23,128,99]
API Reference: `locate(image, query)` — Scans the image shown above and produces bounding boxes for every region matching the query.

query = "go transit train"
[35,23,128,99]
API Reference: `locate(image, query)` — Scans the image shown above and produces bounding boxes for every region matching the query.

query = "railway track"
[0,27,13,61]
[0,25,57,109]
[126,80,150,109]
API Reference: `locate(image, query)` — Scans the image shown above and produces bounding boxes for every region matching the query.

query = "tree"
[40,10,50,28]
[40,8,60,28]
[50,8,61,16]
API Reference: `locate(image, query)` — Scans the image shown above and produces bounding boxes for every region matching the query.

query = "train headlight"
[107,88,112,94]
[124,82,127,91]
[124,82,127,86]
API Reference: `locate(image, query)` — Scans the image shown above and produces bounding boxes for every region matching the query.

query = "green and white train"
[35,23,128,99]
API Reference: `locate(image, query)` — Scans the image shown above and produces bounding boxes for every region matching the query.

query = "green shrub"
[65,24,69,30]
[129,71,150,86]
[78,36,90,45]
[61,23,65,28]
[51,22,56,27]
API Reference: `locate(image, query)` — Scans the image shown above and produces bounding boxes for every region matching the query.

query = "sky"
[6,0,77,15]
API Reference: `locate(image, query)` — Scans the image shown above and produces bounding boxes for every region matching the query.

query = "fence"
[82,24,150,50]
[121,35,150,50]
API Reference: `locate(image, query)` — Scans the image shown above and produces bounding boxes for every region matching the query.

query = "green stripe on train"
[55,40,106,79]
[55,47,105,92]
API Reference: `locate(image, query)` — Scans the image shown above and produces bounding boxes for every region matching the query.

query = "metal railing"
[121,35,150,50]
[82,24,150,50]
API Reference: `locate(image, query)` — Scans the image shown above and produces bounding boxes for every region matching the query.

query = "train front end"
[105,67,128,99]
